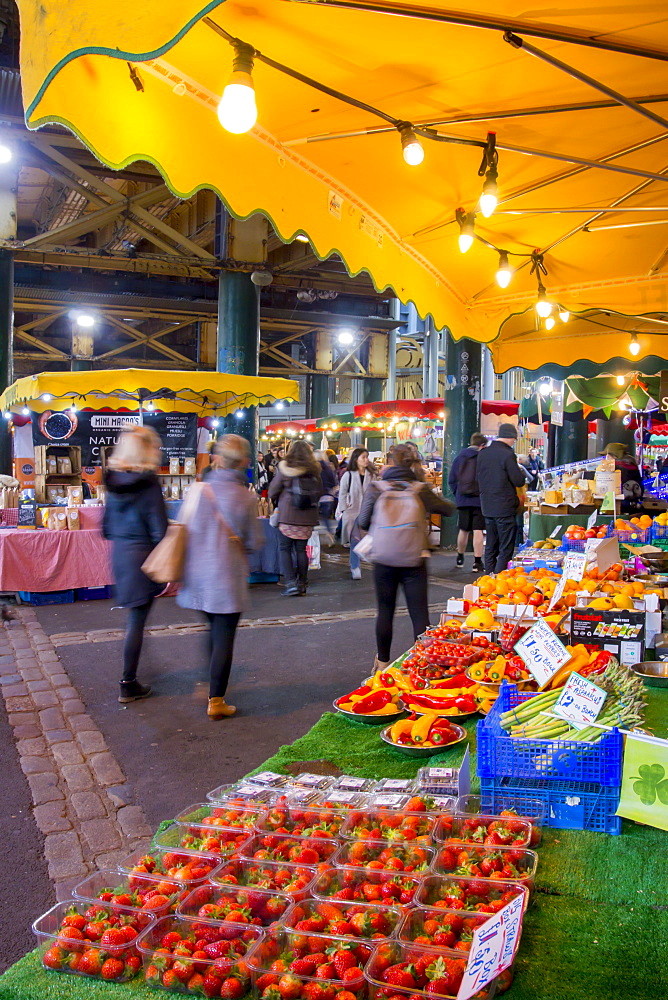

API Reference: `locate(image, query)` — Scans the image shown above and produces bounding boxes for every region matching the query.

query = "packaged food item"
[48,510,68,531]
[170,483,180,500]
[177,880,292,926]
[46,455,57,474]
[57,456,72,475]
[183,457,196,476]
[66,508,80,530]
[333,775,378,793]
[288,772,335,791]
[40,507,52,528]
[169,457,180,475]
[73,868,188,916]
[67,486,83,506]
[161,484,169,499]
[46,486,63,503]
[246,770,288,787]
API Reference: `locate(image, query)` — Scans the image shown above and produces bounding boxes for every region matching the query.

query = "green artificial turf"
[1,690,667,999]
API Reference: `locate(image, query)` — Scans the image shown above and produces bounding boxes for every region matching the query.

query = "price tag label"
[382,779,412,790]
[337,776,367,790]
[295,773,326,787]
[325,791,358,804]
[563,552,587,582]
[456,891,526,1000]
[373,794,405,808]
[553,672,607,729]
[514,617,571,686]
[587,510,598,529]
[547,574,566,613]
[251,771,284,786]
[549,523,563,538]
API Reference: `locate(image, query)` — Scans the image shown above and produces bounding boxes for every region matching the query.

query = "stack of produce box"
[31,769,544,998]
[476,683,624,834]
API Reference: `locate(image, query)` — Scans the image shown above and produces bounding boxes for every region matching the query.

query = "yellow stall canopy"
[0,369,299,415]
[14,1,668,367]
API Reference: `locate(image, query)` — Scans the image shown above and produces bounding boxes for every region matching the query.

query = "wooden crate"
[34,445,82,476]
[34,472,83,504]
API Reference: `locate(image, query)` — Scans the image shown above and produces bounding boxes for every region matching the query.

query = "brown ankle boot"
[208,697,236,719]
[374,657,391,672]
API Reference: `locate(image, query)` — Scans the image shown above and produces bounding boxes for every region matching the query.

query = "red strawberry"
[257,974,280,991]
[303,985,327,1000]
[329,948,357,978]
[78,950,103,976]
[100,927,127,948]
[202,973,224,998]
[291,958,318,976]
[222,977,245,998]
[316,963,336,979]
[42,946,64,970]
[101,958,125,981]
[278,974,303,999]
[384,966,415,989]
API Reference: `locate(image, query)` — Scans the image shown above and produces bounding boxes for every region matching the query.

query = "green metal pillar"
[71,359,93,371]
[217,271,260,472]
[363,379,384,451]
[596,415,636,455]
[441,335,482,547]
[310,374,329,419]
[555,418,589,466]
[0,252,13,475]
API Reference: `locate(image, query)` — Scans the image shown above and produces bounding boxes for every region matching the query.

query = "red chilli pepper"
[430,674,468,690]
[352,690,392,714]
[404,693,457,711]
[348,684,372,699]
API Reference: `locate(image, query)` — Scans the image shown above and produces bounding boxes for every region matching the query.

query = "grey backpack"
[369,481,427,567]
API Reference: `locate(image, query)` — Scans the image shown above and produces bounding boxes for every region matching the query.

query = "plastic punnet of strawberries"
[180,883,291,926]
[368,942,484,999]
[416,875,527,914]
[215,859,316,897]
[122,849,220,885]
[250,931,370,1000]
[38,901,150,982]
[257,805,348,839]
[284,898,402,941]
[139,915,261,997]
[397,907,489,953]
[312,867,420,906]
[246,834,339,865]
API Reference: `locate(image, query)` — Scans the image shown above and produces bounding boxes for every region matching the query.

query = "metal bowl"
[333,698,405,725]
[380,722,467,757]
[630,661,668,688]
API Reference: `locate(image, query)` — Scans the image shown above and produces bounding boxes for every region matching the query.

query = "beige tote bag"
[141,482,205,584]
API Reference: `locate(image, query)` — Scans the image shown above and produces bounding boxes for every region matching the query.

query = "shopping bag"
[307,529,321,570]
[141,522,187,583]
[353,532,374,562]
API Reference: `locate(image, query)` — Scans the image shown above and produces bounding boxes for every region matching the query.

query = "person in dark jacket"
[102,426,168,704]
[315,449,338,536]
[448,432,487,572]
[358,443,455,669]
[476,423,527,574]
[527,448,544,491]
[268,440,323,596]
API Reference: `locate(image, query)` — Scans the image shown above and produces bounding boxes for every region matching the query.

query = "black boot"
[456,553,465,567]
[281,582,300,597]
[118,680,152,704]
[473,558,484,572]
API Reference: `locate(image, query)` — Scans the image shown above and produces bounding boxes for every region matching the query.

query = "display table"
[0,528,111,593]
[529,510,613,541]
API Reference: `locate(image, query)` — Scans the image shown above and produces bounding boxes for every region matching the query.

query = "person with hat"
[476,423,528,573]
[600,442,643,509]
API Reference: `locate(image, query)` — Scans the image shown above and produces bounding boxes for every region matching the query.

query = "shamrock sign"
[618,736,668,831]
[630,764,668,806]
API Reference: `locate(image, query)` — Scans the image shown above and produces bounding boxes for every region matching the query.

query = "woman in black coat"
[102,426,167,704]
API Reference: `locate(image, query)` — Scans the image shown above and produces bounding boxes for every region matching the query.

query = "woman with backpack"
[268,440,323,596]
[358,443,455,669]
[336,447,375,580]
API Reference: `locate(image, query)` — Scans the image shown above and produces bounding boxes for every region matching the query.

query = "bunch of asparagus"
[499,659,647,743]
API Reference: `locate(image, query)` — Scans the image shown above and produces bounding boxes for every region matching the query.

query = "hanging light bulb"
[479,169,498,218]
[295,234,309,243]
[538,379,552,396]
[21,406,29,416]
[495,252,512,289]
[558,308,570,323]
[69,403,77,413]
[212,418,220,428]
[616,374,625,386]
[146,400,155,411]
[545,316,555,331]
[535,284,553,318]
[399,125,424,166]
[218,42,257,134]
[457,210,475,254]
[629,333,640,356]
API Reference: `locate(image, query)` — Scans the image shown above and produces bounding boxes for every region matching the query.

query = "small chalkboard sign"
[17,500,36,529]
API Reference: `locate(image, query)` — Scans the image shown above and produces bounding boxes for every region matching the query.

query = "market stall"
[0,370,299,599]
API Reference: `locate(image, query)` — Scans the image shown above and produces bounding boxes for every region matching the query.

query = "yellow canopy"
[0,369,299,415]
[15,0,668,366]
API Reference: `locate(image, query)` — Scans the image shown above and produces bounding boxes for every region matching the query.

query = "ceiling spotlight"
[146,400,155,411]
[21,406,29,416]
[3,411,10,420]
[275,401,284,410]
[479,170,498,218]
[41,393,52,401]
[558,308,570,323]
[545,316,555,331]
[538,380,552,396]
[0,144,12,164]
[616,374,625,386]
[250,270,273,286]
[69,403,77,413]
[399,125,424,166]
[235,409,244,419]
[218,41,257,134]
[306,434,312,441]
[629,333,640,356]
[295,234,309,243]
[337,329,354,345]
[495,252,512,289]
[535,284,553,318]
[212,418,220,428]
[456,209,475,254]
[75,313,95,328]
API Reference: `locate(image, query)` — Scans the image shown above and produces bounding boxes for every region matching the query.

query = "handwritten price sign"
[514,617,571,687]
[553,672,607,729]
[456,890,527,1000]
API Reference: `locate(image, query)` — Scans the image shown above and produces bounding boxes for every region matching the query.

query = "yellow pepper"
[390,717,414,742]
[468,662,487,681]
[411,713,437,744]
[372,703,401,715]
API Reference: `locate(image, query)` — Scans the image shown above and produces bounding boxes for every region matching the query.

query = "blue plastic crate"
[605,522,650,545]
[18,589,74,606]
[650,522,668,543]
[560,537,588,552]
[476,684,623,787]
[75,586,113,601]
[479,776,621,835]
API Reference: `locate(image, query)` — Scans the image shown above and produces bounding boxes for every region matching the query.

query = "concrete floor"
[0,547,472,970]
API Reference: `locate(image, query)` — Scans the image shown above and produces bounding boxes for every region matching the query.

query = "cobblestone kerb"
[0,609,153,898]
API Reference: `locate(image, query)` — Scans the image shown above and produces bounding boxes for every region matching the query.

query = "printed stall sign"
[514,617,571,686]
[617,734,668,832]
[570,608,645,667]
[456,890,526,1000]
[32,410,197,466]
[553,672,607,730]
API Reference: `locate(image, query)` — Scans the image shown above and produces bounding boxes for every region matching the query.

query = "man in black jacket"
[476,423,527,574]
[448,432,487,572]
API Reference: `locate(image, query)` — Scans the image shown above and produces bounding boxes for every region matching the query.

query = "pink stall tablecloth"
[0,528,112,592]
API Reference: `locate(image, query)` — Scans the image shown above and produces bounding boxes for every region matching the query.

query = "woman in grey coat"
[178,435,262,720]
[336,447,375,580]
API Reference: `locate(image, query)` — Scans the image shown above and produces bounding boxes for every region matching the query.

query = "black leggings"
[205,611,242,699]
[373,562,430,662]
[278,533,309,585]
[122,600,154,682]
